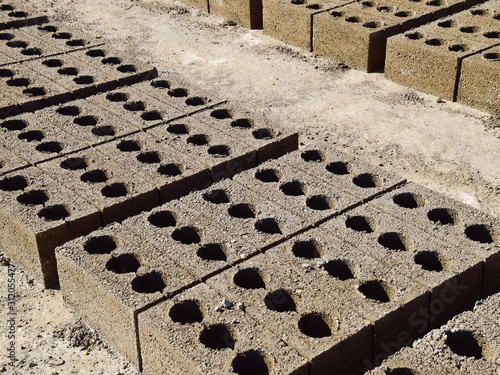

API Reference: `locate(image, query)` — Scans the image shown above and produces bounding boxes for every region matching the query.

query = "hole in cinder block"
[483,53,500,61]
[106,92,129,102]
[460,26,479,33]
[80,169,109,183]
[298,313,332,338]
[101,183,128,198]
[301,150,324,162]
[74,115,98,127]
[358,280,394,302]
[167,124,189,134]
[18,130,44,142]
[17,189,49,206]
[445,330,489,359]
[352,173,380,188]
[306,195,334,210]
[7,78,30,87]
[74,75,94,85]
[0,4,14,11]
[377,5,393,11]
[306,3,321,9]
[395,10,412,17]
[255,218,282,234]
[427,208,459,225]
[231,118,253,129]
[53,32,72,39]
[405,32,424,40]
[385,368,420,375]
[23,87,46,97]
[362,1,375,6]
[345,215,376,233]
[141,111,163,121]
[208,145,231,157]
[324,259,358,280]
[157,163,184,176]
[1,119,27,131]
[393,192,425,208]
[471,9,488,15]
[169,299,204,324]
[38,205,70,221]
[6,40,28,48]
[200,324,236,350]
[168,88,189,97]
[197,243,228,261]
[92,126,116,137]
[280,180,306,196]
[0,175,27,191]
[35,141,63,154]
[151,80,170,89]
[0,68,14,77]
[438,19,457,28]
[38,25,58,32]
[57,105,80,116]
[66,39,85,47]
[83,235,117,254]
[137,151,161,164]
[449,44,469,52]
[185,96,206,106]
[117,64,136,73]
[363,21,383,28]
[21,48,41,56]
[58,67,78,76]
[234,268,267,289]
[211,109,233,120]
[252,128,275,140]
[124,101,145,111]
[484,31,500,39]
[203,189,230,204]
[425,38,444,46]
[117,140,141,152]
[264,289,297,312]
[86,49,106,57]
[131,271,166,294]
[60,157,88,170]
[291,239,323,258]
[330,11,344,17]
[232,350,272,375]
[102,57,121,65]
[291,0,305,4]
[148,210,177,228]
[414,251,446,272]
[228,203,256,219]
[42,59,64,68]
[255,168,281,183]
[425,0,443,5]
[326,161,351,175]
[465,224,496,243]
[378,232,409,251]
[0,33,14,41]
[346,16,361,23]
[172,226,201,244]
[106,253,140,274]
[187,134,209,146]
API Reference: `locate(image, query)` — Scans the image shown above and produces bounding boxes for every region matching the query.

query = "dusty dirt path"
[1,0,499,373]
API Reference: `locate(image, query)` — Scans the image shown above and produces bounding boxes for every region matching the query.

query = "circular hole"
[280,180,306,196]
[358,280,394,302]
[228,203,256,219]
[200,324,236,350]
[101,183,129,198]
[427,208,459,225]
[35,141,62,154]
[233,268,267,289]
[298,313,332,338]
[185,96,207,106]
[465,224,496,243]
[264,289,297,312]
[23,87,46,97]
[425,0,443,5]
[291,0,305,4]
[57,105,80,116]
[202,189,230,204]
[438,19,457,28]
[131,271,166,294]
[117,64,136,73]
[208,145,231,157]
[306,4,321,9]
[414,251,446,272]
[58,67,78,76]
[330,11,344,17]
[117,140,141,152]
[326,161,351,175]
[18,130,44,142]
[168,88,189,97]
[167,124,189,134]
[385,368,421,375]
[483,53,500,61]
[9,11,27,18]
[101,57,121,65]
[252,128,275,140]
[197,243,228,262]
[364,21,382,28]
[425,38,444,46]
[86,49,106,57]
[445,330,487,359]
[6,40,28,48]
[66,39,85,47]
[7,78,30,87]
[346,16,361,23]
[0,68,14,78]
[255,217,282,234]
[324,259,358,280]
[137,151,161,164]
[471,9,488,16]
[405,32,424,40]
[169,299,204,324]
[0,33,14,41]
[187,134,209,146]
[60,157,87,170]
[53,32,72,39]
[157,163,184,176]
[123,101,145,111]
[362,1,375,6]
[0,175,27,191]
[172,226,201,244]
[92,126,116,137]
[306,195,334,211]
[0,4,14,11]
[210,109,233,119]
[395,10,413,17]
[38,205,70,221]
[42,59,64,68]
[460,26,480,33]
[38,25,58,32]
[353,173,381,188]
[106,254,140,274]
[141,111,163,121]
[74,115,98,127]
[148,210,177,228]
[106,92,129,102]
[74,75,94,85]
[151,80,170,89]
[377,232,409,251]
[80,169,109,183]
[1,119,27,131]
[393,192,425,208]
[21,48,41,56]
[483,31,500,39]
[301,150,324,162]
[232,350,271,375]
[17,189,49,206]
[345,215,376,233]
[255,168,281,183]
[231,119,253,129]
[291,240,323,258]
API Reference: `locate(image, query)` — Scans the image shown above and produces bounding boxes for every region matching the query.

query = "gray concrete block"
[138,283,309,375]
[56,223,197,367]
[0,144,30,175]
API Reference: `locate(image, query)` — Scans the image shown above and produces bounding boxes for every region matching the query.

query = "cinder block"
[263,0,353,50]
[414,310,500,374]
[0,5,47,31]
[206,253,372,375]
[0,144,30,175]
[122,199,258,281]
[138,283,309,375]
[180,0,210,12]
[210,0,263,28]
[56,223,197,367]
[473,292,500,323]
[0,167,101,287]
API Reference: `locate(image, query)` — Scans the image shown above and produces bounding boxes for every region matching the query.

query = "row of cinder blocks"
[0,1,48,31]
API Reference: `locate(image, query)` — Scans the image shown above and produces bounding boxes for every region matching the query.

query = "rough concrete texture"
[210,0,263,29]
[263,0,353,50]
[206,253,372,375]
[138,282,310,375]
[56,222,197,367]
[0,142,30,175]
[0,166,101,288]
[458,45,500,113]
[474,292,500,324]
[0,3,48,31]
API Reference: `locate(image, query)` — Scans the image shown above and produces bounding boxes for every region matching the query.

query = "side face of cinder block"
[210,0,262,28]
[139,283,310,375]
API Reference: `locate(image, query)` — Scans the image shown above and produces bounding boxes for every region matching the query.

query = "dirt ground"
[1,0,499,373]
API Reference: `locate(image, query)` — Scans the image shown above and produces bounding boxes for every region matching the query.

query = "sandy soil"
[1,0,499,373]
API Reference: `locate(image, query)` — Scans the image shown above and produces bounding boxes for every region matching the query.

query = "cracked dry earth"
[0,0,499,374]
